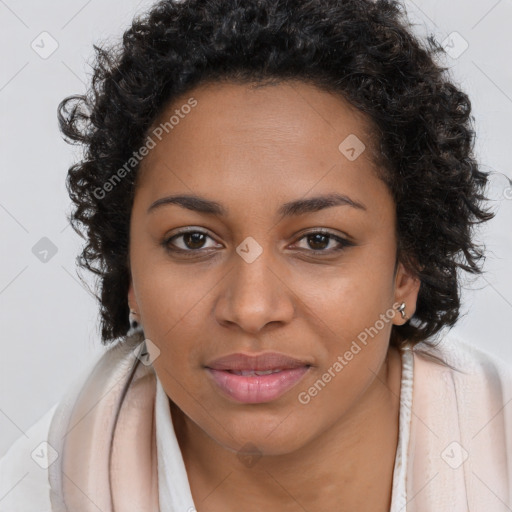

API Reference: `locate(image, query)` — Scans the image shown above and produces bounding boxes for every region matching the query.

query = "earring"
[128,309,143,335]
[396,302,408,320]
[129,309,138,328]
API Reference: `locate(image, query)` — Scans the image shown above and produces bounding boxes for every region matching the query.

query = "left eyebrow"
[146,192,367,218]
[277,193,367,219]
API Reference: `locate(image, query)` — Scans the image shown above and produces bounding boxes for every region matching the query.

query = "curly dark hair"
[57,0,495,349]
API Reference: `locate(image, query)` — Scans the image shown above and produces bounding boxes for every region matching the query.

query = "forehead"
[135,80,391,217]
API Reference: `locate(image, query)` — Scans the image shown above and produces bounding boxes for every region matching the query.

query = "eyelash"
[162,228,354,257]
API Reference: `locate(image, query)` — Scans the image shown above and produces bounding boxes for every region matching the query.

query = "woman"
[1,0,511,510]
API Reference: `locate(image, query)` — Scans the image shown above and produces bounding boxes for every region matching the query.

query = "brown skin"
[128,80,420,511]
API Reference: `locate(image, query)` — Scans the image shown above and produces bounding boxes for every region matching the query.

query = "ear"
[127,279,139,313]
[392,261,421,325]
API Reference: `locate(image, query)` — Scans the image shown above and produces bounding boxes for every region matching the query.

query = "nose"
[214,247,296,334]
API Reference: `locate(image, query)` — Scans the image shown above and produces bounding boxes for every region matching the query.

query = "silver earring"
[396,302,408,320]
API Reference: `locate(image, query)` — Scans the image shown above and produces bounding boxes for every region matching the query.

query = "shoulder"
[410,332,512,442]
[0,334,145,511]
[406,333,512,507]
[0,403,58,512]
[413,332,512,385]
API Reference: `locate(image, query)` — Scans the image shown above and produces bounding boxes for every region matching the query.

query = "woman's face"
[128,80,420,456]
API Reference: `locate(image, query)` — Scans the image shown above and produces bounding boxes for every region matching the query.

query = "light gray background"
[1,0,511,458]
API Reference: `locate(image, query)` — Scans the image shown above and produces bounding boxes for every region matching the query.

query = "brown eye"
[306,233,330,250]
[182,232,207,249]
[163,229,220,254]
[294,230,354,254]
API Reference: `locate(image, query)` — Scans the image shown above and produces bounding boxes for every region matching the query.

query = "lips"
[205,352,311,372]
[204,352,312,403]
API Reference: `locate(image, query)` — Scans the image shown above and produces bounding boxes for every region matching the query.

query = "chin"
[211,419,311,458]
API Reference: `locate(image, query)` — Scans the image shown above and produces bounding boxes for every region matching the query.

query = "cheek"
[134,259,212,330]
[296,284,395,416]
[293,344,386,431]
[292,255,395,331]
[131,275,205,384]
[293,258,396,379]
